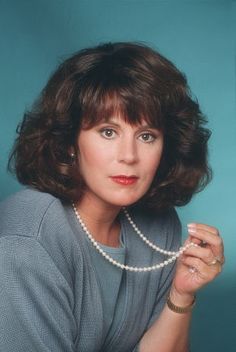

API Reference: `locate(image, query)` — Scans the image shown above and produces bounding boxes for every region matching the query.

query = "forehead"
[80,94,163,130]
[81,112,161,130]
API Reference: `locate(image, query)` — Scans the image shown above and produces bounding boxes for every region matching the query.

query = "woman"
[0,42,224,352]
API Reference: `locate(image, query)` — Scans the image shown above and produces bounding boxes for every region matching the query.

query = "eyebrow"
[100,118,160,130]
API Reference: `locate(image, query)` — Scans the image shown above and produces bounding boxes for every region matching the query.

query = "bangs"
[77,75,164,130]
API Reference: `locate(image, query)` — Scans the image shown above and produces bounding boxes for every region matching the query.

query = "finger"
[187,226,223,249]
[183,235,202,246]
[184,236,224,262]
[189,235,202,246]
[183,230,225,266]
[187,233,224,263]
[182,245,224,266]
[181,255,222,276]
[187,223,219,236]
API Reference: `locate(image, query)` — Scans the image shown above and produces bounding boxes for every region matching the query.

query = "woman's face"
[77,116,164,209]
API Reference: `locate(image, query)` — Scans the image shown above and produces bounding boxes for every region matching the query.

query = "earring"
[70,152,76,164]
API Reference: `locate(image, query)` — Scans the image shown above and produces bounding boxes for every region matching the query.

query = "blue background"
[0,1,235,350]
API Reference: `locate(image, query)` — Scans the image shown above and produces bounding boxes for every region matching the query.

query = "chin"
[109,196,142,208]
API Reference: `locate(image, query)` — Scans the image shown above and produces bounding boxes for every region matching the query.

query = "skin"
[74,115,225,351]
[139,225,224,352]
[75,116,164,246]
[77,116,164,208]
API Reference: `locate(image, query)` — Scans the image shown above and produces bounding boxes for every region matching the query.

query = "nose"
[117,136,139,164]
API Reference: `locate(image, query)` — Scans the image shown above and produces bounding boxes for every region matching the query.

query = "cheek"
[144,151,163,177]
[79,142,111,172]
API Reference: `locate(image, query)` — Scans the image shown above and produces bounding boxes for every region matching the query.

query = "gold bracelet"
[166,294,196,314]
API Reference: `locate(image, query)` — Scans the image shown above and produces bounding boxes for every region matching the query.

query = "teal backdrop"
[0,0,235,350]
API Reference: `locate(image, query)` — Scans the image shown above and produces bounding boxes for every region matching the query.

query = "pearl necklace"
[72,204,197,272]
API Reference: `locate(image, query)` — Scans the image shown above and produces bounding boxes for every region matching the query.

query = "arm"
[138,288,193,352]
[138,223,224,352]
[0,236,76,352]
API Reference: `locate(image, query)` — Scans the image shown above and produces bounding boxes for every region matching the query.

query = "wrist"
[167,288,196,314]
[169,286,195,307]
[167,294,196,314]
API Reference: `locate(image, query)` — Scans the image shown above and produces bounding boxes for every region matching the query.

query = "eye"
[100,128,116,139]
[139,132,156,143]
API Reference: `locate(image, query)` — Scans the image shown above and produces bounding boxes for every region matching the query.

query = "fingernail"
[187,223,196,228]
[188,227,196,233]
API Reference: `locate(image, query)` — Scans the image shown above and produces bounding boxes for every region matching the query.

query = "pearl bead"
[72,203,197,273]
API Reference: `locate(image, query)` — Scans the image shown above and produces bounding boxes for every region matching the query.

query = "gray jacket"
[0,189,181,352]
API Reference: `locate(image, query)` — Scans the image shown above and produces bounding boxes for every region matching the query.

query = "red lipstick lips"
[110,175,138,185]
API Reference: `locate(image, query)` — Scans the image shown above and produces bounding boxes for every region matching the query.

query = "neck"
[75,195,122,247]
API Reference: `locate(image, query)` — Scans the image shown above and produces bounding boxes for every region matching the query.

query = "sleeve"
[130,265,178,352]
[146,209,182,329]
[131,265,177,352]
[132,209,182,352]
[0,235,77,352]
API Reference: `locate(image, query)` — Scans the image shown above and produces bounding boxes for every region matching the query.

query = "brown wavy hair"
[8,42,212,210]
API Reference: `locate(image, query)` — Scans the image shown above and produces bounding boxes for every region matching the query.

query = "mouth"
[110,175,139,186]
